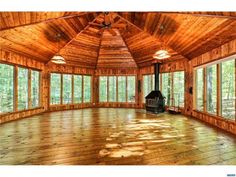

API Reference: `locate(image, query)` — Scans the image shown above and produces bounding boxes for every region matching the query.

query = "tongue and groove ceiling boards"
[1,12,236,68]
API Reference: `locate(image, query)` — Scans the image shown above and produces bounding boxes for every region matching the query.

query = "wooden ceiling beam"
[116,13,190,60]
[119,32,139,68]
[95,30,103,69]
[47,14,102,64]
[161,12,236,20]
[0,12,94,32]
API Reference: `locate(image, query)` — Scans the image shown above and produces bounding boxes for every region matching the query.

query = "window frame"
[193,56,236,122]
[0,61,42,115]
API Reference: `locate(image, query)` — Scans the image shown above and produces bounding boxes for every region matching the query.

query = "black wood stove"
[145,63,165,113]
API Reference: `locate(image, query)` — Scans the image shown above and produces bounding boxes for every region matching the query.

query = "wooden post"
[72,75,74,104]
[217,64,222,116]
[28,69,32,109]
[13,66,18,112]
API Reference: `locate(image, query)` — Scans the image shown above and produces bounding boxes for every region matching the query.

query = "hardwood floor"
[0,108,236,165]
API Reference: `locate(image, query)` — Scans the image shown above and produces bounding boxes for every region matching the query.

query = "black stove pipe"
[154,63,160,91]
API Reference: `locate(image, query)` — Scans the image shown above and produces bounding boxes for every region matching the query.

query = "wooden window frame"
[193,57,236,122]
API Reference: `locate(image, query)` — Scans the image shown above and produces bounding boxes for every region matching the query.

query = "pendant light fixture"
[51,34,66,64]
[153,49,171,59]
[153,42,171,60]
[153,25,171,60]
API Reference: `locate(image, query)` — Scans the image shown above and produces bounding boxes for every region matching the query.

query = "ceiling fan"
[89,12,127,36]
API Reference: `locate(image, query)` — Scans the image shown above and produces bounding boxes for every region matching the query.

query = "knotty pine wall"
[1,41,236,136]
[189,39,236,135]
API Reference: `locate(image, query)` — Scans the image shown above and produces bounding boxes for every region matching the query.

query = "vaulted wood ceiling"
[1,12,236,68]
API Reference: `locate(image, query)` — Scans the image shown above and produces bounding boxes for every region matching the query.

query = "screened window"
[127,76,135,102]
[83,75,91,103]
[143,74,154,102]
[74,75,82,103]
[31,70,40,108]
[99,76,108,102]
[18,67,28,110]
[173,71,185,107]
[206,65,217,114]
[63,74,72,104]
[50,73,61,105]
[0,64,14,113]
[161,73,172,106]
[221,59,235,120]
[118,76,126,102]
[195,68,204,111]
[108,76,116,102]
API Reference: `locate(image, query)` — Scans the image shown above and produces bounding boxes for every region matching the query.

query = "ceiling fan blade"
[111,23,127,28]
[89,22,103,27]
[108,28,117,36]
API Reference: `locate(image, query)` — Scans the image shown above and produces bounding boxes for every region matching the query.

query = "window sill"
[0,107,44,117]
[193,110,236,124]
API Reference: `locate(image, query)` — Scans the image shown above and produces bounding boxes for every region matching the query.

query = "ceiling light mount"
[51,33,66,64]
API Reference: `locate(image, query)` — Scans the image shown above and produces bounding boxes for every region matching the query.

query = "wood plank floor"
[0,108,236,165]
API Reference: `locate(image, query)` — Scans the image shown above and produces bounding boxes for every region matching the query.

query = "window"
[83,75,91,103]
[50,73,61,105]
[195,68,204,111]
[206,65,217,114]
[31,70,40,108]
[173,71,185,107]
[0,63,14,113]
[63,74,72,104]
[18,67,28,110]
[108,76,116,102]
[99,76,108,102]
[194,57,236,121]
[74,75,82,103]
[143,74,154,102]
[127,76,135,102]
[118,76,126,102]
[221,59,235,120]
[161,73,172,106]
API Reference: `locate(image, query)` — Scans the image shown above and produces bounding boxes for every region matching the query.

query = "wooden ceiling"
[1,12,236,68]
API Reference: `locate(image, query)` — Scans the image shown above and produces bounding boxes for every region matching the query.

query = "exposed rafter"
[116,13,190,61]
[119,32,139,68]
[161,12,236,20]
[47,13,102,64]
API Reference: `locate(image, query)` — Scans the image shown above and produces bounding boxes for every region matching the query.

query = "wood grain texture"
[0,108,236,165]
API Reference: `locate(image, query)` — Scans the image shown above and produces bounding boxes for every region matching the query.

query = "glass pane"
[31,70,40,108]
[196,68,204,111]
[99,76,107,102]
[18,67,28,110]
[108,76,116,102]
[143,75,153,102]
[118,76,126,102]
[63,74,72,104]
[83,75,91,103]
[74,75,82,103]
[206,65,217,114]
[0,64,14,113]
[221,59,235,120]
[161,73,172,106]
[127,76,135,102]
[173,71,185,107]
[50,73,61,105]
[152,74,155,91]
